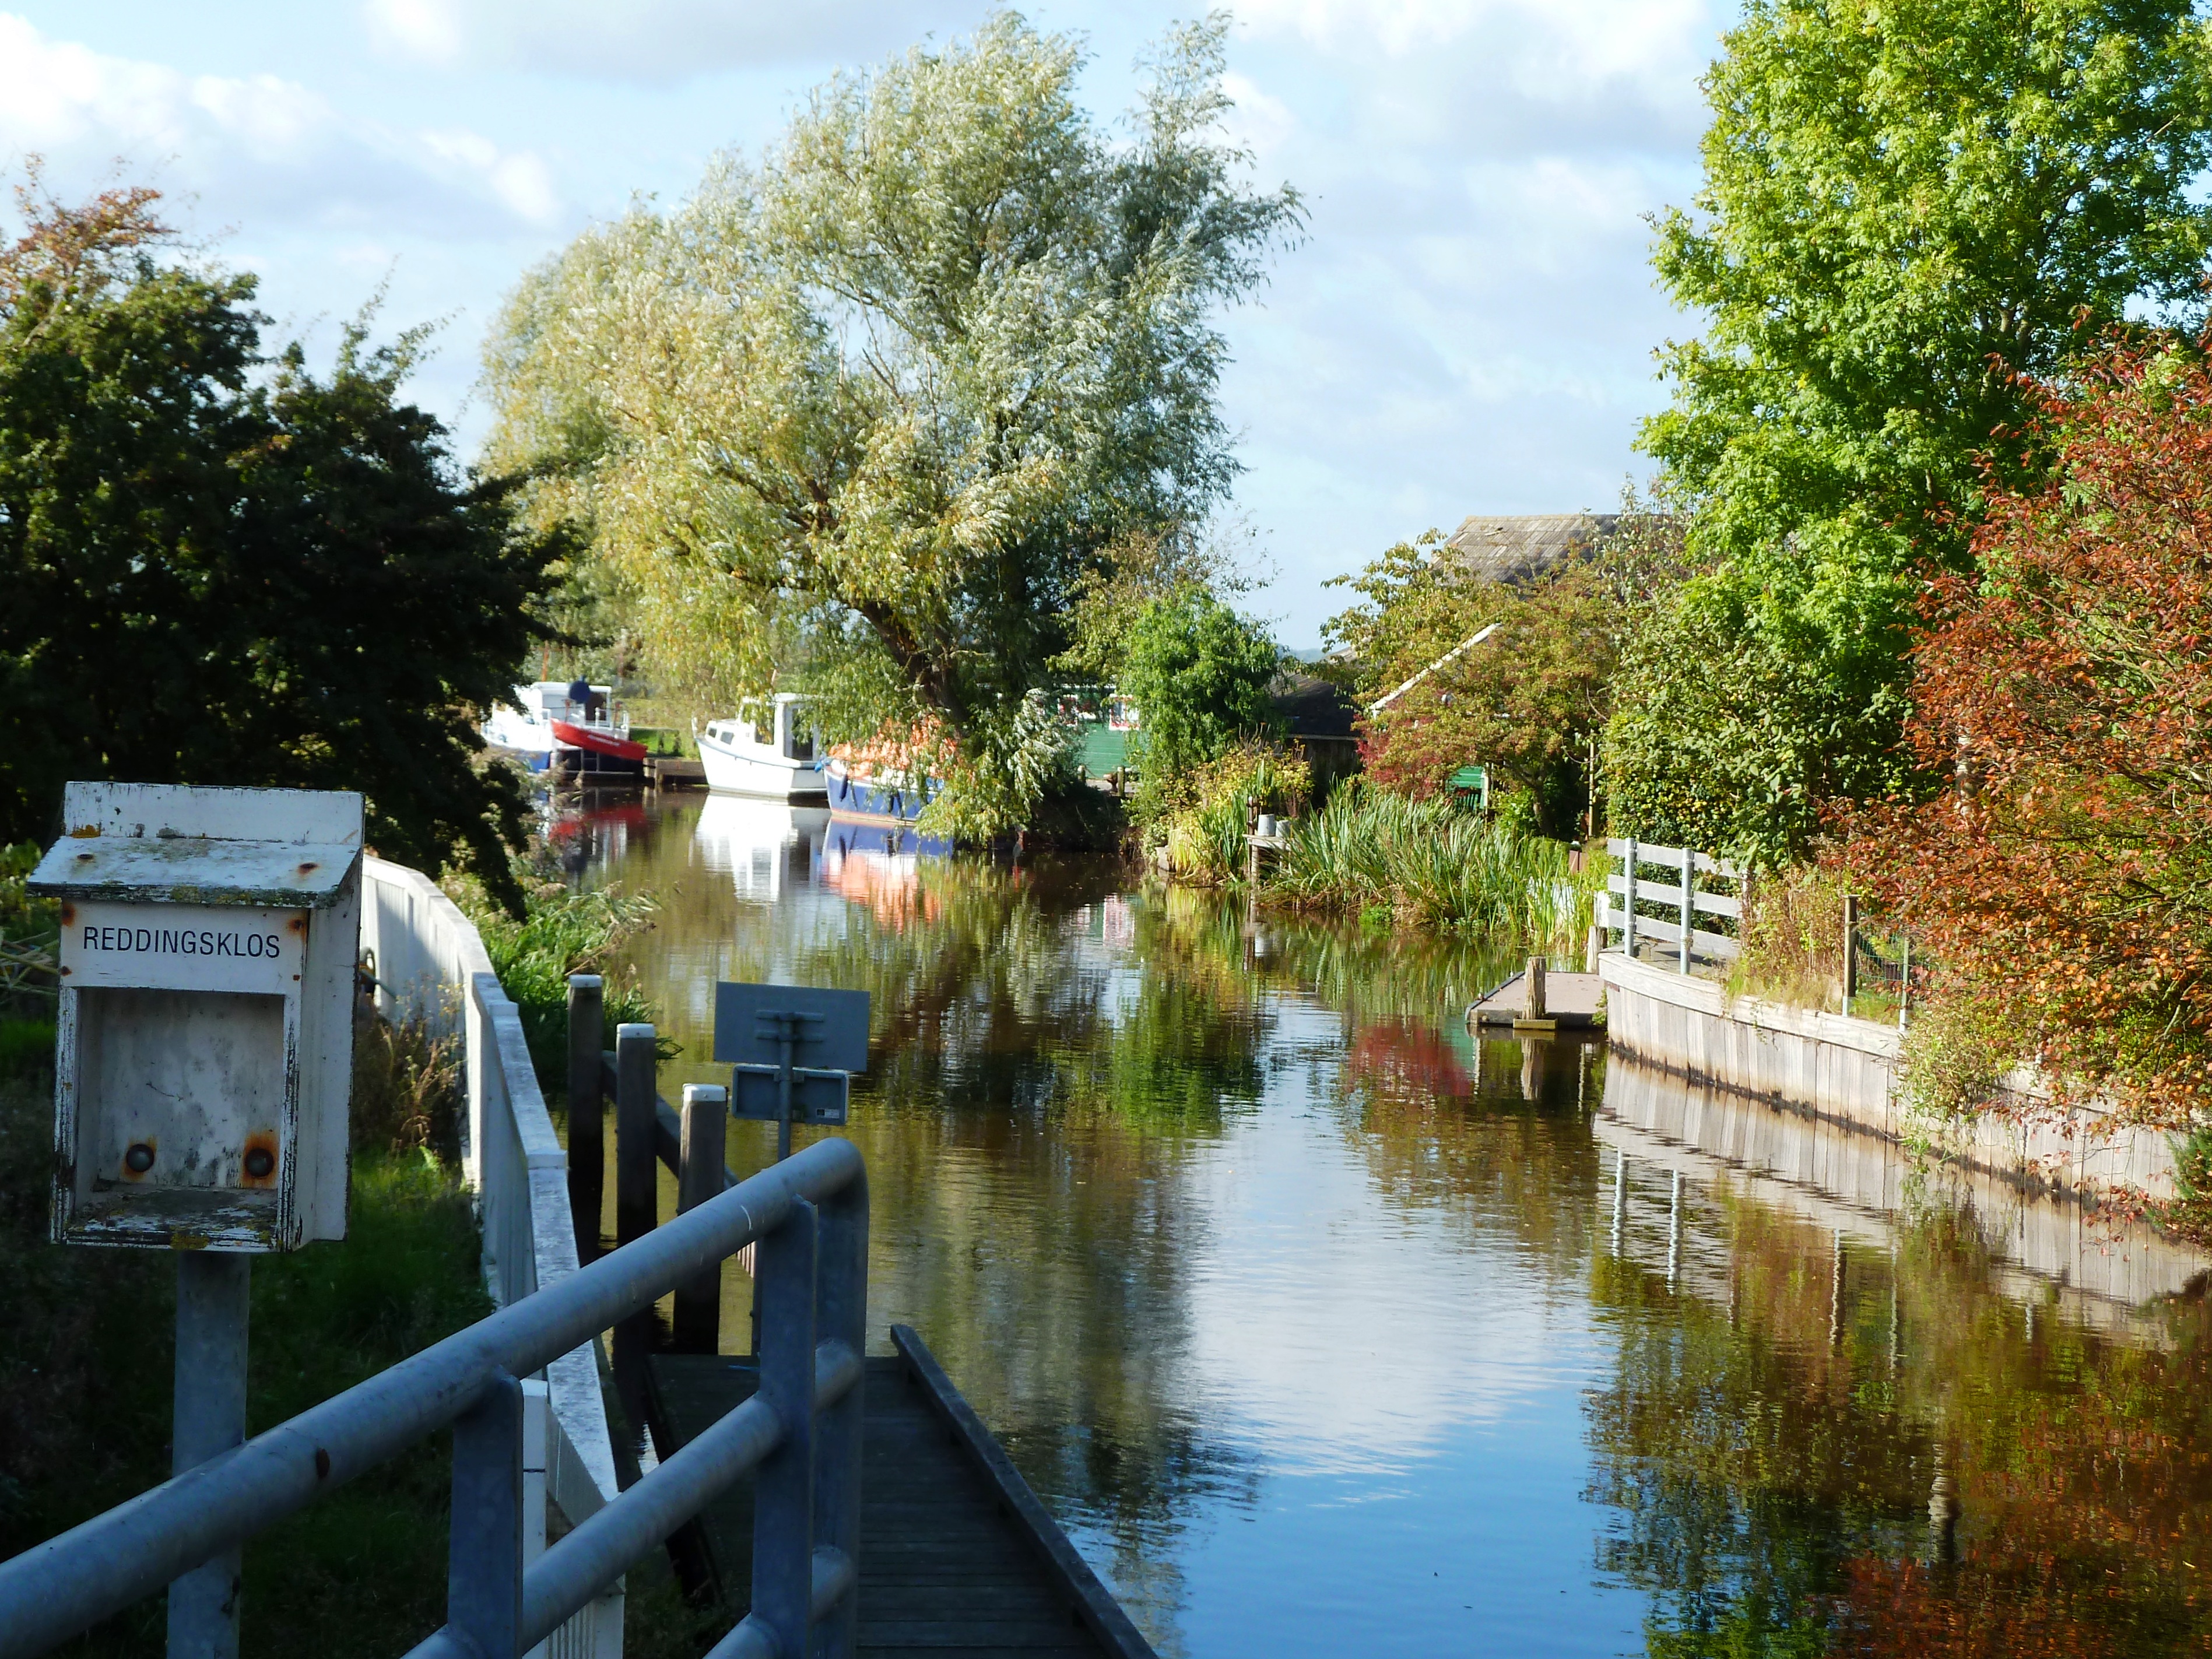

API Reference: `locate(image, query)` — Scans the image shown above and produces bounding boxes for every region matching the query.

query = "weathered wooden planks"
[645,1328,1156,1659]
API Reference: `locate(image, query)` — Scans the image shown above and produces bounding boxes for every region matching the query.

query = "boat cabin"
[705,694,817,764]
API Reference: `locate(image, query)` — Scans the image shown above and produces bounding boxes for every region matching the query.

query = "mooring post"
[169,1253,251,1659]
[614,1022,658,1251]
[752,1198,820,1658]
[674,1084,729,1354]
[567,974,605,1264]
[448,1372,524,1659]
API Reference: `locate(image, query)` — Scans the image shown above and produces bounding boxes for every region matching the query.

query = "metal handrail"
[0,1137,868,1659]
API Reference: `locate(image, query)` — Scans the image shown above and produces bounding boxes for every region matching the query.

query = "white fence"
[1599,836,1745,970]
[360,859,622,1659]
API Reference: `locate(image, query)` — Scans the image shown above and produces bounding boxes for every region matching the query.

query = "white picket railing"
[359,859,622,1659]
[1598,836,1746,971]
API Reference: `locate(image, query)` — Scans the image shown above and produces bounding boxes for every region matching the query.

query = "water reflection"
[587,797,2212,1658]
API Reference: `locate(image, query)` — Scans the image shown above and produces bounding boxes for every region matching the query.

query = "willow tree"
[484,12,1300,834]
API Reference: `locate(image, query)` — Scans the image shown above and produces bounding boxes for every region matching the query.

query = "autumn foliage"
[1841,336,2212,1136]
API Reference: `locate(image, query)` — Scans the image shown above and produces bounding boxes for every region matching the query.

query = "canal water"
[577,794,2212,1659]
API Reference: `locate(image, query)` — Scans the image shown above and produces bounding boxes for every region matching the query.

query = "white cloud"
[360,0,963,82]
[0,12,564,237]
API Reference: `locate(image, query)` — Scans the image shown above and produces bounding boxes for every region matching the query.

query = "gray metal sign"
[712,983,869,1073]
[730,1065,849,1126]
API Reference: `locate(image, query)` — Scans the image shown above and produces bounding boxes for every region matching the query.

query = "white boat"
[483,681,646,777]
[697,695,827,803]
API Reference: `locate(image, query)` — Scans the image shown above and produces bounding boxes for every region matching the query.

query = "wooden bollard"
[614,1022,658,1251]
[675,1084,729,1353]
[566,974,605,1264]
[1526,955,1547,1022]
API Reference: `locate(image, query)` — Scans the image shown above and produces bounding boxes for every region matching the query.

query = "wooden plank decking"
[644,1326,1155,1659]
[1468,968,1604,1029]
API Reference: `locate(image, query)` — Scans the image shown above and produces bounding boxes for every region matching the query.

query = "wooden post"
[1679,849,1694,975]
[674,1084,728,1354]
[614,1022,658,1251]
[1842,895,1860,1016]
[566,975,604,1265]
[1525,955,1547,1022]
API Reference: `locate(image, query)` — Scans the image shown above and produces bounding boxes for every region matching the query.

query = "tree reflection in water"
[1588,1173,2212,1657]
[588,798,2212,1658]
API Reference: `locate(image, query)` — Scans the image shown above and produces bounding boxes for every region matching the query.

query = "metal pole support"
[449,1372,525,1659]
[170,1253,251,1659]
[1679,851,1694,975]
[567,975,606,1264]
[813,1174,869,1659]
[1623,836,1639,960]
[1842,895,1860,1016]
[752,1199,819,1658]
[614,1023,658,1251]
[675,1085,729,1354]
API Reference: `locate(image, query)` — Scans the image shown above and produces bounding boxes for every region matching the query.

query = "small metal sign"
[729,1064,849,1126]
[712,983,869,1073]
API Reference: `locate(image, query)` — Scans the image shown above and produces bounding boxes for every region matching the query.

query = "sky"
[0,0,1729,645]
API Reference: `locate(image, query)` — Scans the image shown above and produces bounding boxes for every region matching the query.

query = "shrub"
[1152,740,1309,883]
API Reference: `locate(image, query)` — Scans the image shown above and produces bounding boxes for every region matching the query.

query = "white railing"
[1599,836,1745,971]
[360,859,622,1659]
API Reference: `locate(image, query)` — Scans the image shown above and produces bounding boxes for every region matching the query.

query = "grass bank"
[1262,783,1597,950]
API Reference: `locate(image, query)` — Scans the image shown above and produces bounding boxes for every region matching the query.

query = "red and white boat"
[483,681,648,779]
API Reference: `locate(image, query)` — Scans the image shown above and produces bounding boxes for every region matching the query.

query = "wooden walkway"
[1468,968,1604,1030]
[644,1326,1155,1659]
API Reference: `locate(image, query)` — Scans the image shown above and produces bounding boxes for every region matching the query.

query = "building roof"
[1445,512,1618,586]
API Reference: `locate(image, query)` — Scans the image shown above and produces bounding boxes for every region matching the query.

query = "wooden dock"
[644,755,707,789]
[1467,967,1604,1030]
[644,1325,1156,1659]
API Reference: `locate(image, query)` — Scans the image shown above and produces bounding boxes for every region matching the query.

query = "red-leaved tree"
[1842,336,2212,1144]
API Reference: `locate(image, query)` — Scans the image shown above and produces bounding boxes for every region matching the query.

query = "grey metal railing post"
[449,1372,525,1659]
[752,1200,819,1657]
[813,1174,870,1659]
[675,1085,730,1354]
[1679,850,1694,975]
[1842,895,1860,1015]
[1623,836,1638,959]
[567,976,606,1264]
[615,1024,658,1251]
[169,1254,250,1659]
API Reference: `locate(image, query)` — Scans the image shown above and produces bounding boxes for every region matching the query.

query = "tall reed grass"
[1264,782,1596,949]
[446,866,659,1096]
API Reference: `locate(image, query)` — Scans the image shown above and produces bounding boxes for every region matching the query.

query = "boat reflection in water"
[693,796,953,912]
[693,795,831,904]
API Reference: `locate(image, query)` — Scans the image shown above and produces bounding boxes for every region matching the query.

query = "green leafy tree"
[483,12,1301,836]
[1118,590,1283,788]
[0,179,561,904]
[1620,0,2212,861]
